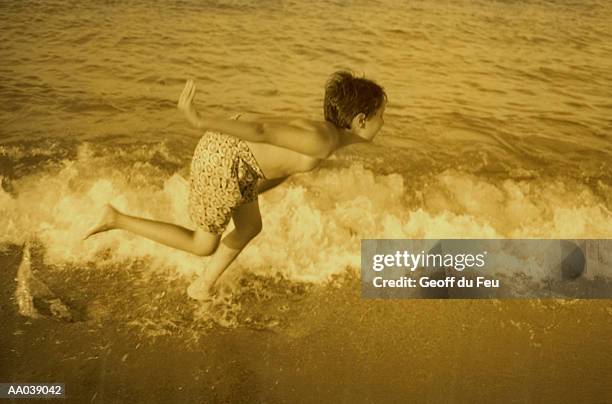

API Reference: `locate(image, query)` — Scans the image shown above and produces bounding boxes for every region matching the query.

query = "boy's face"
[358,101,386,141]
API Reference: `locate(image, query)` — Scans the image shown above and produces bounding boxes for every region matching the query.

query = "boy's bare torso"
[239,113,332,179]
[246,141,320,179]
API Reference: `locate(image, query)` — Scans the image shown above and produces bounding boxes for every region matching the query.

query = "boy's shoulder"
[237,113,339,138]
[238,113,340,158]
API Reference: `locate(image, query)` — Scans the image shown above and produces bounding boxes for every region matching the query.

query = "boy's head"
[323,71,387,140]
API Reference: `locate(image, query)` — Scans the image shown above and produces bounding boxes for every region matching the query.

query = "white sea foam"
[2,144,610,283]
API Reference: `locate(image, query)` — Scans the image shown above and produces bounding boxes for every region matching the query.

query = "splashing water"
[2,142,610,285]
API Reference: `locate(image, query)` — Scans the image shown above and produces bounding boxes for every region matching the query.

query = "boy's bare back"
[227,114,335,179]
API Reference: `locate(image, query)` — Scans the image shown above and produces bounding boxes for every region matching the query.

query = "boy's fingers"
[185,83,196,102]
[177,80,197,108]
[179,82,189,101]
[178,80,195,106]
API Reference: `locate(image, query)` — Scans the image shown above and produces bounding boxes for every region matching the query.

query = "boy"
[85,71,387,301]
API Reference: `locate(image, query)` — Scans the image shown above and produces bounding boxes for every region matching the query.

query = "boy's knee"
[242,222,262,241]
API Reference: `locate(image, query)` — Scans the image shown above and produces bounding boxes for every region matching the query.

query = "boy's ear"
[355,112,367,128]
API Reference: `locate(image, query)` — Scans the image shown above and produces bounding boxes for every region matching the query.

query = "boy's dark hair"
[323,71,386,129]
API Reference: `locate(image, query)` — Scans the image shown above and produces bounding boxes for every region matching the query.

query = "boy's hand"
[178,80,202,128]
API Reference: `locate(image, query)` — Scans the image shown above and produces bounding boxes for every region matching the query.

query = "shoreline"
[2,244,612,403]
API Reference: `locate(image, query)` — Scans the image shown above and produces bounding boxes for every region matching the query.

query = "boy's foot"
[187,277,214,302]
[83,204,119,240]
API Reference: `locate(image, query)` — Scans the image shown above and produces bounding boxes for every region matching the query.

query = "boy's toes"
[83,222,110,240]
[83,204,118,240]
[187,279,213,302]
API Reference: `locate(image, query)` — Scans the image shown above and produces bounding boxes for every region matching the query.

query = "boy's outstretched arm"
[178,80,335,158]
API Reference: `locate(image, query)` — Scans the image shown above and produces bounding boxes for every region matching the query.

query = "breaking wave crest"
[2,142,611,284]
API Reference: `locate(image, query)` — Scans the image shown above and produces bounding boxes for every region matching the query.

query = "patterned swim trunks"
[188,131,265,234]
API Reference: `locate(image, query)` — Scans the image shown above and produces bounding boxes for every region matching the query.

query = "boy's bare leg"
[187,199,262,301]
[84,204,221,256]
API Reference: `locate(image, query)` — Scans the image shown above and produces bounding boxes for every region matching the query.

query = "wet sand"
[2,245,612,403]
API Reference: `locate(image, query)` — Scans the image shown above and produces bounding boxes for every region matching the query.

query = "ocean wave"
[1,143,610,285]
